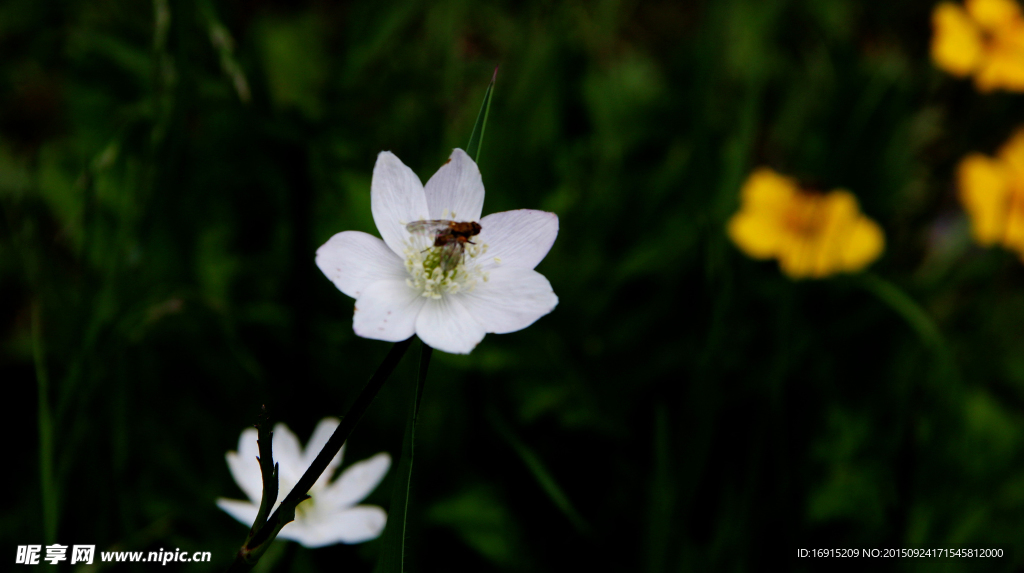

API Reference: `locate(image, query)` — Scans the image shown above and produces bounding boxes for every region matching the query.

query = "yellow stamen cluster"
[404,242,489,299]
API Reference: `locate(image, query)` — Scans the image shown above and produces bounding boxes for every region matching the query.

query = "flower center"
[783,194,827,238]
[404,240,489,299]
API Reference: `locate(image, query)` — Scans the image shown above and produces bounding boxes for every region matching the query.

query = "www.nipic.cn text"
[16,545,212,566]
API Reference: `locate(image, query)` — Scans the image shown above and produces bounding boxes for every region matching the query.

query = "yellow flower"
[727,168,885,279]
[957,128,1024,256]
[931,0,1024,92]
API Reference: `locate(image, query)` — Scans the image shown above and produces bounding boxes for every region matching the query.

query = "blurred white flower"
[217,418,390,548]
[316,148,559,354]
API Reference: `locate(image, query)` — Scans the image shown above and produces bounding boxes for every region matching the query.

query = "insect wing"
[406,220,452,235]
[438,242,466,273]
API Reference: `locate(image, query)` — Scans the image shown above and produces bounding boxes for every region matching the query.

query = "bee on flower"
[727,168,885,279]
[957,127,1024,258]
[315,149,558,355]
[931,0,1024,92]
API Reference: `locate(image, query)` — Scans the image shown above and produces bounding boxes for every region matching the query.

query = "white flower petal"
[281,506,388,547]
[423,149,485,222]
[221,418,391,548]
[225,450,262,504]
[316,232,407,299]
[353,279,426,342]
[415,296,487,354]
[229,428,262,503]
[371,152,430,255]
[274,517,319,547]
[302,418,344,493]
[460,267,558,334]
[216,498,259,527]
[302,418,341,468]
[272,423,304,487]
[476,210,558,271]
[320,452,391,510]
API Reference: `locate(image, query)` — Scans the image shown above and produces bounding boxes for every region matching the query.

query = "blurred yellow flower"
[957,128,1024,256]
[931,0,1024,92]
[728,168,885,279]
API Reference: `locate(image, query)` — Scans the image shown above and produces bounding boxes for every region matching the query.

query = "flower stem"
[249,406,278,537]
[859,273,959,382]
[32,301,58,546]
[227,337,414,572]
[415,344,432,412]
[860,273,943,351]
[375,341,431,573]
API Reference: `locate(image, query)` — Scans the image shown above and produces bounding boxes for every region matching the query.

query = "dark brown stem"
[226,337,414,572]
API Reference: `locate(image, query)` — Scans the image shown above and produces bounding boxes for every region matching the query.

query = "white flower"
[217,418,391,548]
[316,148,559,354]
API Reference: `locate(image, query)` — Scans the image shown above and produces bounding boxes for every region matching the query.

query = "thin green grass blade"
[33,302,57,546]
[197,0,251,103]
[465,67,498,164]
[646,403,673,573]
[375,343,432,573]
[489,410,589,534]
[860,273,942,350]
[860,272,959,385]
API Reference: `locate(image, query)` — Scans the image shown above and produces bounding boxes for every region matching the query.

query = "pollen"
[403,241,489,299]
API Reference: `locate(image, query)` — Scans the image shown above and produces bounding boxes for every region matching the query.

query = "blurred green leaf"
[427,485,521,567]
[254,12,327,117]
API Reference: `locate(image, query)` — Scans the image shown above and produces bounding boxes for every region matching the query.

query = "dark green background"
[3,0,1024,571]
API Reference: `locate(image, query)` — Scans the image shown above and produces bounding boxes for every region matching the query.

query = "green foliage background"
[3,0,1024,571]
